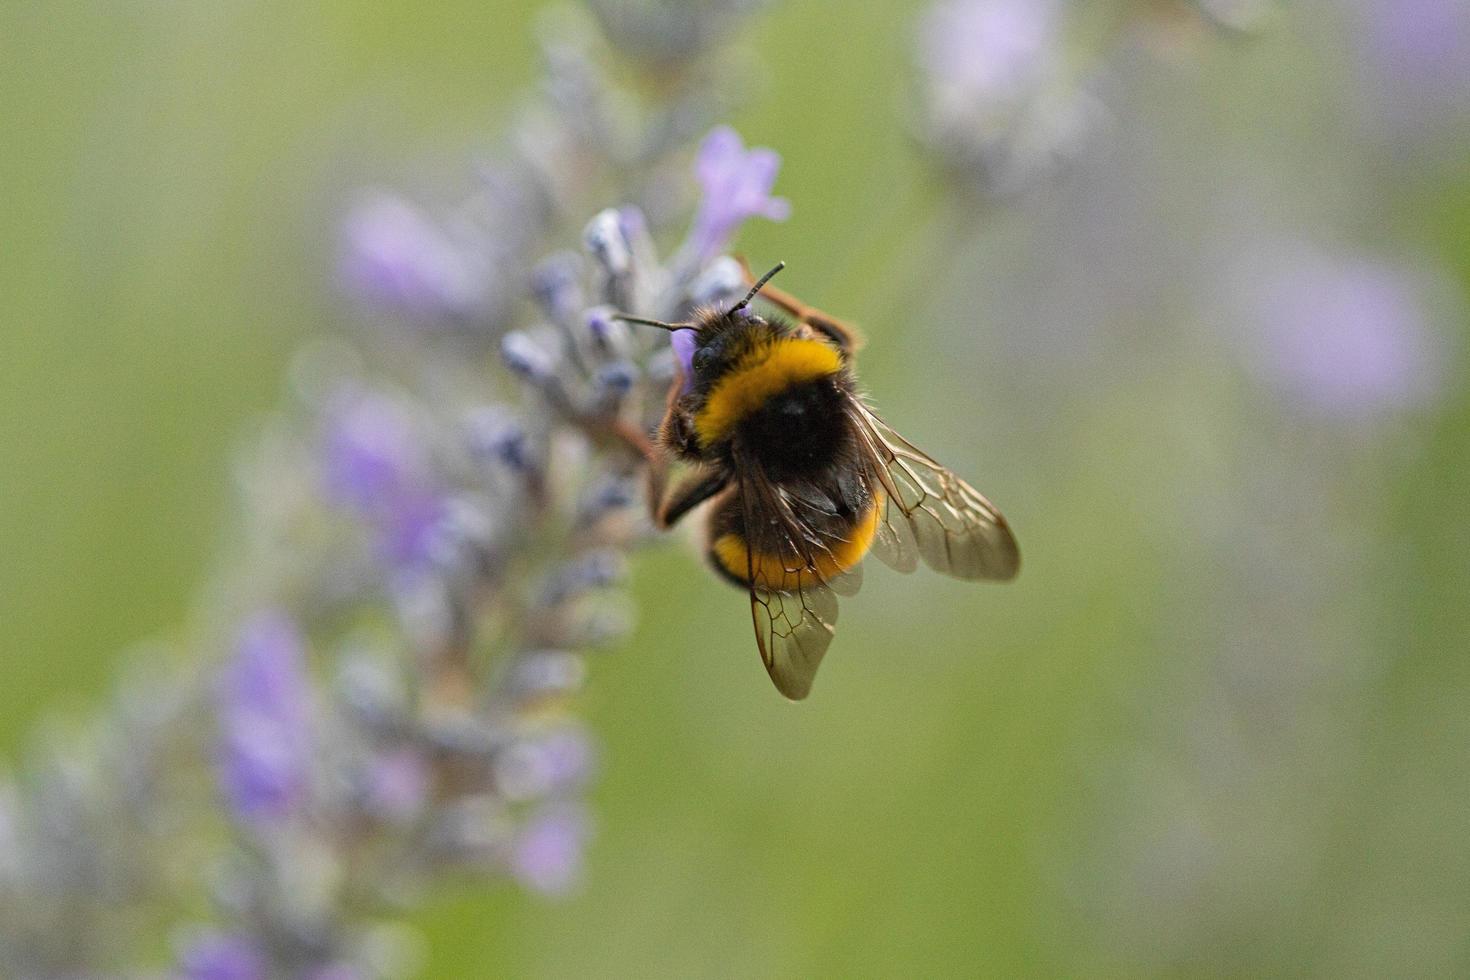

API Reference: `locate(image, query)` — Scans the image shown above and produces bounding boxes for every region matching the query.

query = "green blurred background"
[5,1,1469,976]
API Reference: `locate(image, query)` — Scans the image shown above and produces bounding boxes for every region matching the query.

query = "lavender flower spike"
[0,0,791,971]
[216,611,313,824]
[685,125,791,264]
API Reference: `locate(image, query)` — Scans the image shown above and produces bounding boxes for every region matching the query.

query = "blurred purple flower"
[1351,0,1470,138]
[322,389,445,566]
[919,0,1058,110]
[362,747,430,825]
[323,389,427,509]
[914,0,1092,196]
[510,805,588,896]
[1227,246,1451,420]
[217,612,312,824]
[177,931,268,980]
[686,126,790,263]
[495,728,595,802]
[340,193,485,319]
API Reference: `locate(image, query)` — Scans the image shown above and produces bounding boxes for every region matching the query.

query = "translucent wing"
[732,462,850,700]
[748,573,839,701]
[848,401,1020,581]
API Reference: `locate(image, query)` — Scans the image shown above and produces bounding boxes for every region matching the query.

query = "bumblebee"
[619,262,1019,700]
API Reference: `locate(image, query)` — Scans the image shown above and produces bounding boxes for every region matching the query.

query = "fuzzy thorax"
[693,336,842,446]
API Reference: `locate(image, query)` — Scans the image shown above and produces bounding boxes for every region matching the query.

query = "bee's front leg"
[656,467,730,530]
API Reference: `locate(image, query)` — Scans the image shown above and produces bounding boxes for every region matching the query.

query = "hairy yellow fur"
[693,336,842,446]
[710,494,884,590]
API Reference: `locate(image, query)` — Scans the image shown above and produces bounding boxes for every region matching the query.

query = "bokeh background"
[4,0,1469,976]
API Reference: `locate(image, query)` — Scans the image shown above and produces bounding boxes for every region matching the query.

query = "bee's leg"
[657,468,730,530]
[798,310,866,356]
[736,256,866,355]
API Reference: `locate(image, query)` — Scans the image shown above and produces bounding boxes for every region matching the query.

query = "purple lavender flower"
[361,748,430,825]
[685,126,791,263]
[322,388,445,567]
[1352,0,1470,118]
[494,727,595,802]
[176,931,268,980]
[322,388,429,511]
[340,192,486,320]
[919,0,1058,113]
[0,0,799,972]
[1226,245,1452,421]
[510,804,589,896]
[216,612,312,824]
[914,0,1093,196]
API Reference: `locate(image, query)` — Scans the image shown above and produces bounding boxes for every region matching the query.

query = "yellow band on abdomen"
[711,493,883,591]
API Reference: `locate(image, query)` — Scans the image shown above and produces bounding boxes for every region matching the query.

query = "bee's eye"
[692,347,716,372]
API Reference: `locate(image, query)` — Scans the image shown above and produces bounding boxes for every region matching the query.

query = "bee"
[617,262,1019,699]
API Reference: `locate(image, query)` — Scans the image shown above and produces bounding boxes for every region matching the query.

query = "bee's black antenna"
[613,313,696,331]
[730,261,786,313]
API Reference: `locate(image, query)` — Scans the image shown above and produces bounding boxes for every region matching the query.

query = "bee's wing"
[734,466,844,700]
[748,573,839,701]
[849,401,1020,581]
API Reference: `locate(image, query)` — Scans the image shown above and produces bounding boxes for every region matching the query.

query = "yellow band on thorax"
[693,337,842,446]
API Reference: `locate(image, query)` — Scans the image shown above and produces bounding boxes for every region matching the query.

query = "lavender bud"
[584,208,635,279]
[465,406,540,475]
[567,606,634,648]
[503,651,588,703]
[583,306,633,359]
[510,804,589,897]
[358,749,430,826]
[587,360,640,414]
[541,549,628,605]
[216,612,312,825]
[494,728,595,802]
[340,193,484,320]
[531,251,586,328]
[334,652,409,731]
[688,255,745,307]
[321,389,428,513]
[576,473,639,524]
[500,330,561,385]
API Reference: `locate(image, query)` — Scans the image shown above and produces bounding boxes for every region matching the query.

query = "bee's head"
[615,261,788,396]
[672,307,776,394]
